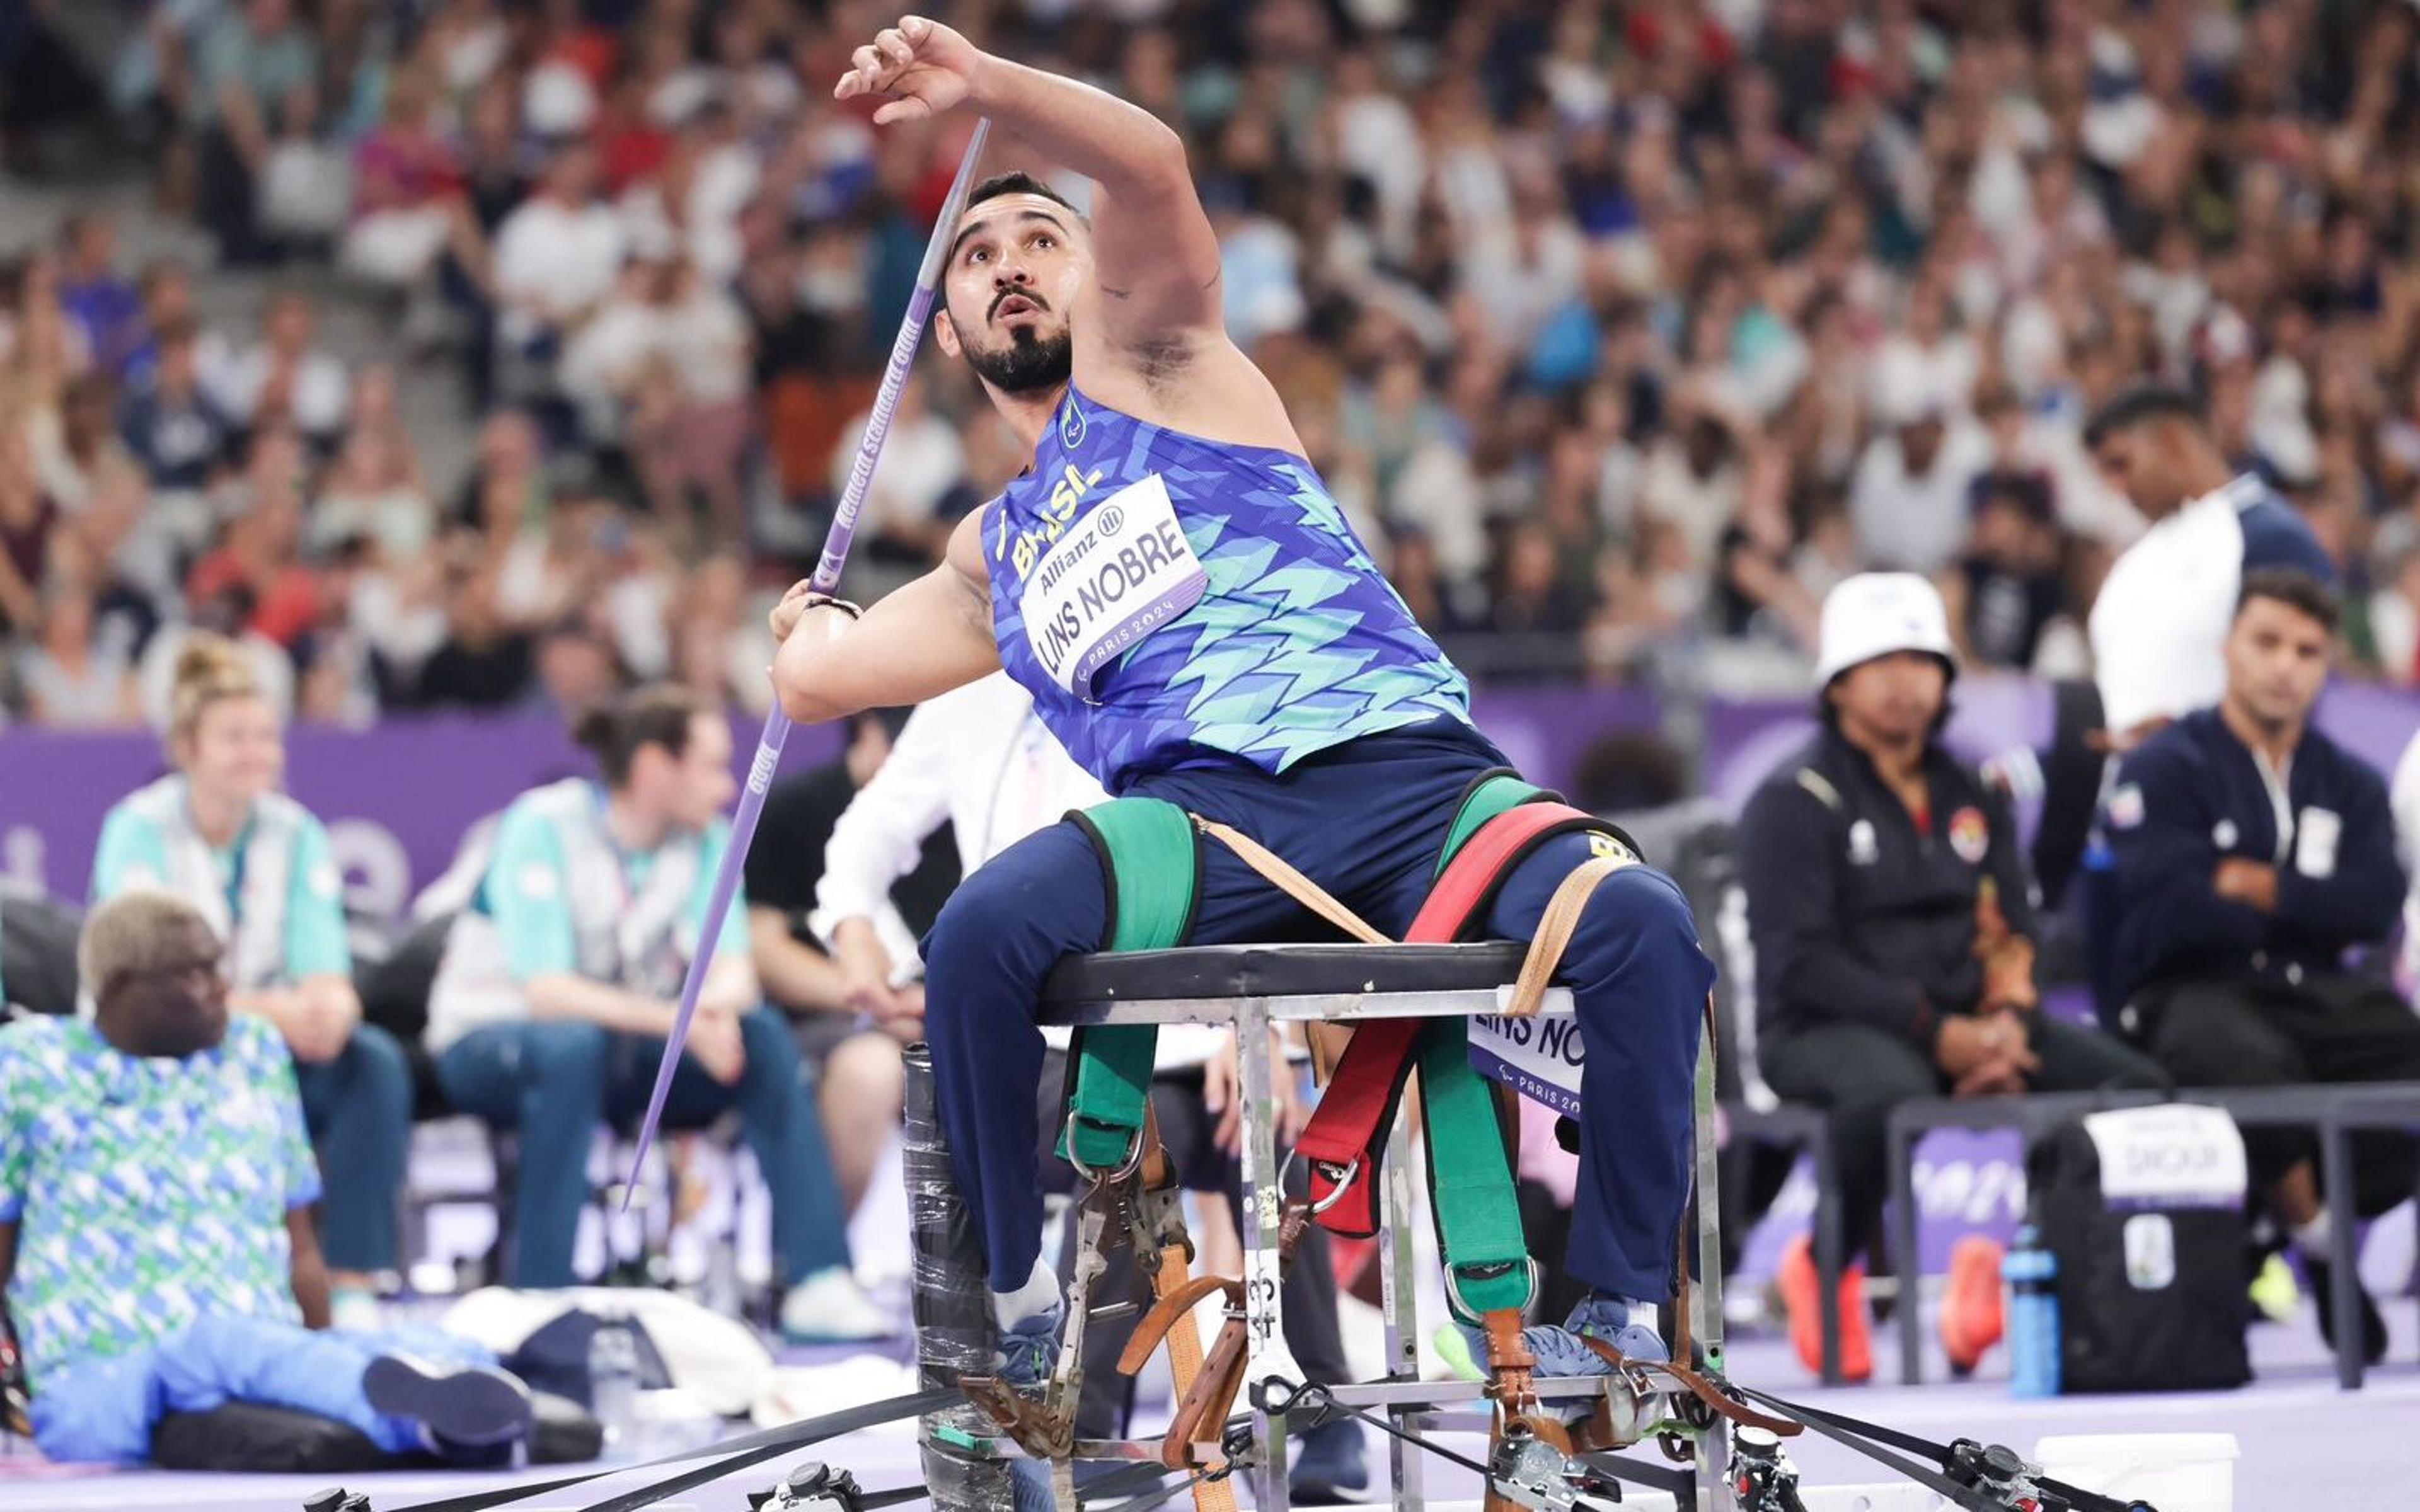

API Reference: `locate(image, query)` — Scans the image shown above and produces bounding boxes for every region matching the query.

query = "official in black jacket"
[1740,573,2167,1381]
[2107,567,2420,1363]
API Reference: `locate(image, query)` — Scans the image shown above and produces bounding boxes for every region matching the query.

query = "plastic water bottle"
[588,1309,640,1457]
[2003,1223,2061,1398]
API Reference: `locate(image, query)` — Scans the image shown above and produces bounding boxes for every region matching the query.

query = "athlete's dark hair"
[2083,384,2207,449]
[2236,566,2341,634]
[967,171,1081,216]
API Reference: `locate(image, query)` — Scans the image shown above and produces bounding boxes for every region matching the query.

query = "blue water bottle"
[2003,1223,2061,1398]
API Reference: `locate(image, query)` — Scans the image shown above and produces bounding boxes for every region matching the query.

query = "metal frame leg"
[1237,997,1290,1509]
[1809,1126,1845,1387]
[1378,1134,1424,1512]
[2322,1118,2365,1390]
[1692,1025,1734,1512]
[1889,1117,1924,1385]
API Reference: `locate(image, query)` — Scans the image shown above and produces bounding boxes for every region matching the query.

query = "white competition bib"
[1018,474,1208,700]
[1466,1002,1586,1118]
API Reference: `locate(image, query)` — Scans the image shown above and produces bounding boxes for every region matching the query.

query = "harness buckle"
[1062,1111,1148,1188]
[1443,1256,1542,1326]
[1279,1150,1363,1216]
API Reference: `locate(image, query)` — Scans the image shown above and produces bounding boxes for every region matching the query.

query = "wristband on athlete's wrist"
[801,593,864,619]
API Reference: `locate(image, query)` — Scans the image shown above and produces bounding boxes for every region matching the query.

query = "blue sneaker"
[1290,1414,1370,1503]
[995,1299,1064,1390]
[1010,1458,1056,1511]
[1456,1295,1669,1444]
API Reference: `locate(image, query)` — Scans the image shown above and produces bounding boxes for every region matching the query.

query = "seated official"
[425,685,887,1342]
[745,708,957,1218]
[2107,568,2420,1365]
[1741,573,2168,1382]
[0,891,531,1466]
[93,634,412,1326]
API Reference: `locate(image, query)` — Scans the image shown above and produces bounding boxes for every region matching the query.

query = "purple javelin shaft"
[624,118,994,1203]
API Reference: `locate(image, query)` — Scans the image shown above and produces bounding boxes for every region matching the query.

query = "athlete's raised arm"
[834,16,1223,355]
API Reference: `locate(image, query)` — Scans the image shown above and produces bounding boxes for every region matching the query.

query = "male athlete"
[771,15,1711,1399]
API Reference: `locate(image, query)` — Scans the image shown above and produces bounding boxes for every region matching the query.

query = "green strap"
[1057,798,1199,1169]
[1418,1019,1534,1320]
[1420,770,1564,1320]
[1434,772,1554,879]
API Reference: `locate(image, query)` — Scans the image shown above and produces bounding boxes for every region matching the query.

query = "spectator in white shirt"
[210,289,350,447]
[490,143,626,357]
[1849,355,1992,575]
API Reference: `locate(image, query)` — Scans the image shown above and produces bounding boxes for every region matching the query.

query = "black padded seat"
[1040,941,1530,1006]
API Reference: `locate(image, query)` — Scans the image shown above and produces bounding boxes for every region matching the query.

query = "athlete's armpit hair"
[1129,328,1201,387]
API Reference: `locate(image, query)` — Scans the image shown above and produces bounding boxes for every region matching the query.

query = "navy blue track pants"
[920,718,1712,1305]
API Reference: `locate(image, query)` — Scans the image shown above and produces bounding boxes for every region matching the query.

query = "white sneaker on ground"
[780,1266,897,1343]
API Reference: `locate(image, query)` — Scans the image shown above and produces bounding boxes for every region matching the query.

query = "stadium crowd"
[6,0,2420,724]
[4,0,2420,1480]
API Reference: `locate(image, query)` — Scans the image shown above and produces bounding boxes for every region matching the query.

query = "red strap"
[1293,801,1601,1235]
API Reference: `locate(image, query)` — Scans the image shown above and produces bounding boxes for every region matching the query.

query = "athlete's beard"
[966,323,1073,394]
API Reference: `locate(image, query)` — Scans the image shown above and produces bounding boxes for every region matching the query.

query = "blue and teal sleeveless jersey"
[987,384,1471,791]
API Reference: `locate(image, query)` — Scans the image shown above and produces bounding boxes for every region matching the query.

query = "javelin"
[625,117,994,1200]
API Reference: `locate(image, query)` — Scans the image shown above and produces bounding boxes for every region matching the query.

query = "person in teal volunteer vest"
[425,684,886,1341]
[91,634,411,1326]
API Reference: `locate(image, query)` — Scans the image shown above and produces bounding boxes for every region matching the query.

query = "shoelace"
[996,1318,1061,1387]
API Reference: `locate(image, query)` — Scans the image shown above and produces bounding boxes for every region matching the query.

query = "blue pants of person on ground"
[922,718,1712,1307]
[30,1317,496,1463]
[435,1009,850,1288]
[295,1023,414,1274]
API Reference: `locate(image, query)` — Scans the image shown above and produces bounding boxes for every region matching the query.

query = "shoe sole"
[1777,1239,1872,1382]
[1940,1239,2006,1375]
[363,1356,533,1448]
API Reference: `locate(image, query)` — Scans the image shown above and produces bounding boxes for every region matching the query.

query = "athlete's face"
[935,193,1087,394]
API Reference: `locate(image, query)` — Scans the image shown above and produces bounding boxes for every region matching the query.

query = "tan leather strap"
[1196,816,1391,945]
[1482,1307,1539,1417]
[1574,1336,1802,1440]
[1160,1310,1252,1471]
[1197,812,1620,1030]
[1194,816,1384,1085]
[1503,854,1631,1017]
[1117,1275,1244,1377]
[1140,1104,1178,1193]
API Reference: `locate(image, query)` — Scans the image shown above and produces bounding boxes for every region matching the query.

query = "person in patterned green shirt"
[0,891,532,1464]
